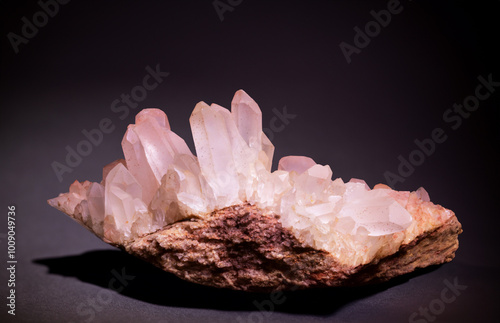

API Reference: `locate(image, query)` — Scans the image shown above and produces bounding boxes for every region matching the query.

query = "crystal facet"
[48,90,461,290]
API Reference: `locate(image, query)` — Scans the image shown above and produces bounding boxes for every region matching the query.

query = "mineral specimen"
[48,90,462,291]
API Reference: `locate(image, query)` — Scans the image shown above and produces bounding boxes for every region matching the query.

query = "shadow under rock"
[34,249,440,314]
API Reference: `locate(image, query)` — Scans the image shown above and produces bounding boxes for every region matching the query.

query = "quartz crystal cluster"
[49,90,461,290]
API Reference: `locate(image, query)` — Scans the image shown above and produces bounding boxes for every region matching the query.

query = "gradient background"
[1,1,499,322]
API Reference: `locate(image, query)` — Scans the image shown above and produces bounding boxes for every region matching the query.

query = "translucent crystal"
[231,89,274,171]
[122,108,193,204]
[189,101,243,207]
[48,90,453,267]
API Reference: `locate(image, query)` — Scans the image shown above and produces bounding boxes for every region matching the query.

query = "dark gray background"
[1,0,499,322]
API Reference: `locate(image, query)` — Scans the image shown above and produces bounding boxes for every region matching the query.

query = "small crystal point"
[122,108,193,204]
[231,89,263,149]
[104,163,150,242]
[278,155,317,174]
[86,182,105,235]
[102,159,126,186]
[135,108,170,129]
[416,187,430,202]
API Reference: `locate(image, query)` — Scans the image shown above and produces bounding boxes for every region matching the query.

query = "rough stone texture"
[125,204,462,292]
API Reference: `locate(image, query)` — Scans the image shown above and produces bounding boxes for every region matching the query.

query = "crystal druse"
[48,90,462,291]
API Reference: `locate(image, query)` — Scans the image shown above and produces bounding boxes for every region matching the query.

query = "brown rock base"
[125,204,462,292]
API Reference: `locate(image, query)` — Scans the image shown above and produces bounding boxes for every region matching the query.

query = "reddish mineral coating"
[125,203,462,292]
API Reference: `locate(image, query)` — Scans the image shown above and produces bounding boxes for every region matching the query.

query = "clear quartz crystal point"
[189,101,242,207]
[122,108,193,204]
[86,182,105,236]
[231,89,274,172]
[104,163,161,243]
[231,90,263,151]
